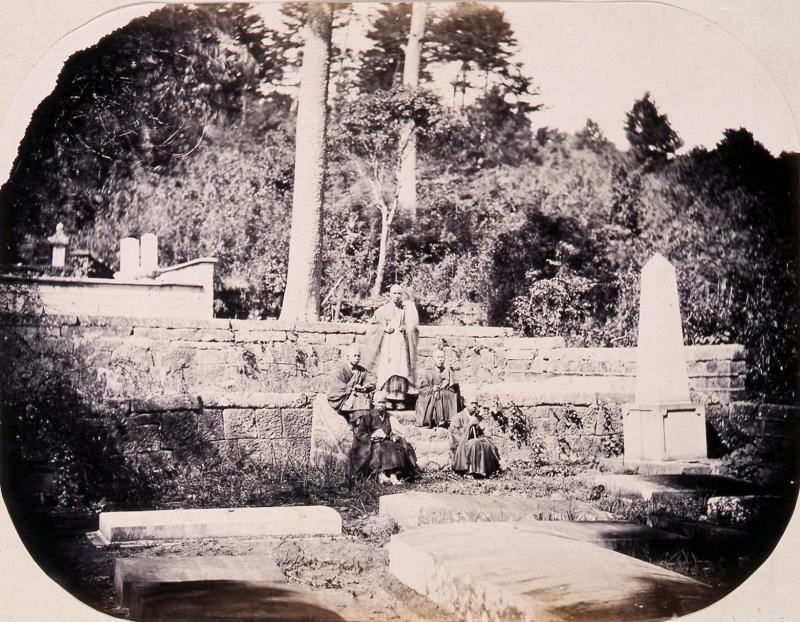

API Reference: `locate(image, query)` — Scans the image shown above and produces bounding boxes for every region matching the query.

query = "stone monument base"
[623,401,707,461]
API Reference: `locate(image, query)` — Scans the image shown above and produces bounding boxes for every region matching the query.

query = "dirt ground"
[18,511,455,621]
[8,465,789,621]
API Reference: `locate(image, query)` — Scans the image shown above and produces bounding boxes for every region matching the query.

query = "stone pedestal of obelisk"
[623,254,707,462]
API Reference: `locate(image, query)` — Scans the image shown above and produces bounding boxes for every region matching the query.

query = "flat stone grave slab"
[99,506,342,543]
[514,519,688,558]
[584,472,763,501]
[115,555,285,607]
[379,491,613,530]
[647,514,754,555]
[127,580,346,622]
[389,522,716,622]
[602,457,723,476]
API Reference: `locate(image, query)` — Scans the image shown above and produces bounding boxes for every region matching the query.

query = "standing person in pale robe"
[326,344,375,421]
[415,349,458,428]
[363,284,419,409]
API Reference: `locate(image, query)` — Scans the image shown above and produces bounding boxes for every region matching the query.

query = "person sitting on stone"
[347,392,420,485]
[448,396,502,478]
[415,349,458,428]
[326,344,375,421]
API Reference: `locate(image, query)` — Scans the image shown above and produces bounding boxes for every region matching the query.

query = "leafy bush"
[1,311,162,510]
[508,267,597,337]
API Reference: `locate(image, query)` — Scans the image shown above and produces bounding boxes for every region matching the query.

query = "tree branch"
[74,135,112,160]
[173,121,207,157]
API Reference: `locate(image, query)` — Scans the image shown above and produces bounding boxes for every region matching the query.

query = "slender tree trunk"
[371,211,390,298]
[279,3,334,322]
[397,2,427,219]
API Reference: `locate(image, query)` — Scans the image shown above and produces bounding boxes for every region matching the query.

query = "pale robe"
[364,299,419,391]
[448,409,501,477]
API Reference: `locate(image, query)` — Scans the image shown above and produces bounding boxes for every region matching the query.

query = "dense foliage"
[0,3,797,402]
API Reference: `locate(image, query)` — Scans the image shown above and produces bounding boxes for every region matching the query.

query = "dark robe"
[326,362,374,415]
[448,409,501,477]
[347,408,420,480]
[415,365,458,427]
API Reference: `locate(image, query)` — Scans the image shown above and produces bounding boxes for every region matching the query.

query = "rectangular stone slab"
[379,491,613,529]
[99,506,342,542]
[114,555,285,607]
[515,520,688,557]
[585,473,763,501]
[127,580,346,622]
[616,458,722,475]
[389,522,715,622]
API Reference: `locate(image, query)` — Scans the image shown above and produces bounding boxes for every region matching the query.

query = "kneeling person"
[449,398,502,478]
[348,393,420,485]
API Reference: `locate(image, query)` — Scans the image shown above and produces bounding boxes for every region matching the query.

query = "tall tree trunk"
[279,3,334,322]
[397,2,427,219]
[371,211,390,299]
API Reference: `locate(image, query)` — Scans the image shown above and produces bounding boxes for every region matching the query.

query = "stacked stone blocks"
[111,392,313,466]
[1,314,754,466]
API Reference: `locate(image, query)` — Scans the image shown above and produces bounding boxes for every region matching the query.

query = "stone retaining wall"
[706,402,800,486]
[1,314,751,466]
[505,341,746,405]
[110,392,313,466]
[9,315,744,402]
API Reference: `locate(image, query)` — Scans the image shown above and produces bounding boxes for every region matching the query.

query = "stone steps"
[310,395,452,470]
[389,417,450,441]
[388,410,452,469]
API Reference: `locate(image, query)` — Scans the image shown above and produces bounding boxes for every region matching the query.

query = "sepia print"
[1,2,799,621]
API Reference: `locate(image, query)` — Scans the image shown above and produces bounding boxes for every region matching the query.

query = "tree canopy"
[1,2,796,403]
[624,91,683,166]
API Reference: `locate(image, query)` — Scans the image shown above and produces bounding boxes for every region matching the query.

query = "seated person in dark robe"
[347,392,420,485]
[415,349,458,428]
[448,397,502,478]
[327,344,375,420]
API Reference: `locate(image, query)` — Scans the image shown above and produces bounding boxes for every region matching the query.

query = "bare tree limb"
[321,273,346,307]
[173,121,207,157]
[74,135,112,160]
[155,120,187,147]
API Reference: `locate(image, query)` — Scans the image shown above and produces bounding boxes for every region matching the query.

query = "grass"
[7,453,795,620]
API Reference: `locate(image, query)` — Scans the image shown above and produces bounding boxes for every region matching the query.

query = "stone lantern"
[46,223,70,268]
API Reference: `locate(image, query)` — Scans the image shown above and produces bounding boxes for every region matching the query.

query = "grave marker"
[624,254,707,461]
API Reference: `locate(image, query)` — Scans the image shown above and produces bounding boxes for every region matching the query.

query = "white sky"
[0,1,798,186]
[254,1,798,155]
[501,2,797,154]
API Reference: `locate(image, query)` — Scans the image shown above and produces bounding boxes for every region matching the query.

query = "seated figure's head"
[433,349,446,367]
[346,343,361,366]
[373,390,387,410]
